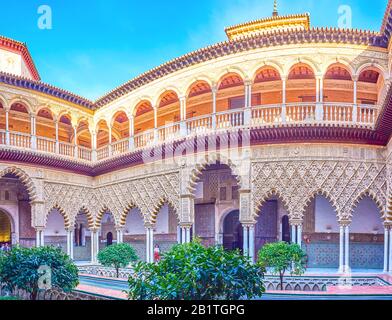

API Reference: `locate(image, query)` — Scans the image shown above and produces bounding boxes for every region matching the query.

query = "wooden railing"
[0,103,380,162]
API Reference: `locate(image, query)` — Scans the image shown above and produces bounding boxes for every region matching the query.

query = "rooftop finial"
[273,0,278,17]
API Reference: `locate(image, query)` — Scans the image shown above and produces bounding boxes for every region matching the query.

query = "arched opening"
[0,172,34,247]
[99,211,116,249]
[251,66,283,125]
[36,109,56,153]
[323,63,354,122]
[157,91,180,141]
[286,63,317,122]
[282,215,290,243]
[44,209,67,253]
[111,111,129,155]
[350,196,384,270]
[0,210,12,246]
[9,103,31,148]
[0,101,5,133]
[153,203,178,258]
[106,232,113,246]
[222,210,242,251]
[193,162,240,247]
[123,207,146,261]
[302,195,339,269]
[96,119,116,160]
[58,114,73,144]
[216,73,245,128]
[254,196,288,259]
[357,67,384,125]
[186,81,213,134]
[73,210,92,262]
[133,100,154,148]
[76,120,91,148]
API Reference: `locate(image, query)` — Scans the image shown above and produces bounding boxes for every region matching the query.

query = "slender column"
[297,225,303,248]
[353,78,358,122]
[181,227,186,244]
[91,131,97,162]
[67,230,74,259]
[116,228,124,244]
[108,126,112,156]
[70,231,74,260]
[185,227,191,243]
[249,225,255,263]
[73,125,78,159]
[55,120,59,154]
[291,225,296,244]
[90,230,99,264]
[180,96,187,136]
[146,228,150,263]
[344,225,350,272]
[153,106,159,142]
[244,81,252,126]
[389,228,392,272]
[5,109,10,145]
[243,225,249,257]
[36,229,42,247]
[212,86,217,129]
[384,227,389,272]
[149,228,154,263]
[315,76,323,121]
[129,115,135,150]
[177,226,181,244]
[31,114,37,149]
[281,78,287,123]
[339,225,344,273]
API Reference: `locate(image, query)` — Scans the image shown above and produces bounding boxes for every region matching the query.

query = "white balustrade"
[111,138,129,156]
[97,146,109,161]
[286,103,316,123]
[186,115,212,135]
[251,105,282,126]
[78,146,92,161]
[216,109,244,129]
[37,137,56,153]
[0,130,5,145]
[9,131,31,149]
[158,122,181,142]
[134,130,155,149]
[323,103,353,124]
[357,104,378,128]
[58,141,75,158]
[0,103,381,162]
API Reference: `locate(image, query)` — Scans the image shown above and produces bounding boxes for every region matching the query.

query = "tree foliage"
[257,241,307,290]
[128,241,265,300]
[0,246,79,300]
[98,243,138,278]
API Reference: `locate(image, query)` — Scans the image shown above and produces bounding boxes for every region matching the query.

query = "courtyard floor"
[76,268,392,300]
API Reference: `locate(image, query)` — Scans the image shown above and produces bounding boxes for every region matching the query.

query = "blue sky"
[0,0,388,100]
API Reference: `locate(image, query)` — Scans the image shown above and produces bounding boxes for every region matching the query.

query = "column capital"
[338,219,351,227]
[179,223,193,229]
[244,79,252,87]
[115,226,125,232]
[289,219,303,227]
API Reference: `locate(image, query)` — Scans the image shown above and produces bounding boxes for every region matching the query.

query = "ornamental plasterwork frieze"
[251,160,387,223]
[43,171,181,230]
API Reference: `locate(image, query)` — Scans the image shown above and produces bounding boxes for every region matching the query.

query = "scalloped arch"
[0,167,37,201]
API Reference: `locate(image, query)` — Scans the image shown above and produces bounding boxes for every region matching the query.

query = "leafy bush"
[128,241,265,300]
[0,246,79,300]
[98,243,138,278]
[257,242,307,291]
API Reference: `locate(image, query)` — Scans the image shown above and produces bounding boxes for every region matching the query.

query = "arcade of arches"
[0,149,390,274]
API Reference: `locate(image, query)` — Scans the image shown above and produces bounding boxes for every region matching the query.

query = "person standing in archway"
[154,244,161,263]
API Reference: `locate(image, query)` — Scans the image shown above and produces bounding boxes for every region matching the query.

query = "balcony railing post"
[30,114,37,150]
[5,109,10,145]
[353,104,358,123]
[129,114,135,151]
[55,120,59,154]
[244,81,252,126]
[282,78,287,123]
